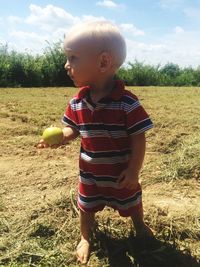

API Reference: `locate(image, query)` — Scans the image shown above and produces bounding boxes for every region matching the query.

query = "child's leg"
[76,209,95,264]
[130,206,154,237]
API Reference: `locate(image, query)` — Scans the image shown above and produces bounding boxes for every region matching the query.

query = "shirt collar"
[76,80,125,102]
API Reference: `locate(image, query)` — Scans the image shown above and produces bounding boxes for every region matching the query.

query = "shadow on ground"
[91,228,199,267]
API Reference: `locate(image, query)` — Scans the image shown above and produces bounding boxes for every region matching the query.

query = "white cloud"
[24,4,108,34]
[25,4,79,31]
[125,38,170,65]
[82,15,108,23]
[2,3,200,67]
[119,23,145,36]
[183,7,200,22]
[159,0,184,9]
[96,0,125,9]
[166,31,200,67]
[5,5,110,53]
[7,15,22,24]
[97,0,117,8]
[9,30,50,53]
[174,26,184,34]
[125,28,200,67]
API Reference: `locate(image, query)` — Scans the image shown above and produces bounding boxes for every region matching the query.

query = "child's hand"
[118,168,139,190]
[36,139,62,149]
[36,139,50,149]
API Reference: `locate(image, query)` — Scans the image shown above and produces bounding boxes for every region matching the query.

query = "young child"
[38,21,154,264]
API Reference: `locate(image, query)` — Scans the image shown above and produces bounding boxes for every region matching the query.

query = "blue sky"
[1,0,200,67]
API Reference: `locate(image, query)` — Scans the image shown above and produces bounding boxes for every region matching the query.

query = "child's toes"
[76,239,90,264]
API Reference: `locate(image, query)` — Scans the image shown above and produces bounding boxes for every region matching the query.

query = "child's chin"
[73,81,80,87]
[74,81,87,87]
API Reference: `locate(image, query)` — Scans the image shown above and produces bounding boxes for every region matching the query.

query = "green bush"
[117,61,162,86]
[0,42,73,87]
[0,43,200,87]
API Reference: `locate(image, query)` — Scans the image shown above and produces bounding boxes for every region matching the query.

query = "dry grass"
[0,86,199,266]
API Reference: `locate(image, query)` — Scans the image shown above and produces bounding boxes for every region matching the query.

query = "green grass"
[158,134,200,181]
[1,193,199,266]
[0,87,199,266]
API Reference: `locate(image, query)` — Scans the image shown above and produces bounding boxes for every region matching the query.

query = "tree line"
[1,43,200,87]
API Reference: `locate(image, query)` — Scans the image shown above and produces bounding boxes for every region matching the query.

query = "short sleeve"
[61,99,79,131]
[123,94,153,135]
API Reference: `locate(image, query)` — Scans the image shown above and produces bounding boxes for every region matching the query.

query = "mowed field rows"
[0,87,199,267]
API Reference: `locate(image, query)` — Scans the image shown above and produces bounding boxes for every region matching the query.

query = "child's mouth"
[69,75,74,80]
[67,72,74,80]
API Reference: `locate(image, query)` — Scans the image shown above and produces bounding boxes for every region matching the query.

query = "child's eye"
[69,55,78,61]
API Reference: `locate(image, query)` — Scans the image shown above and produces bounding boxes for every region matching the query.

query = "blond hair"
[64,21,126,69]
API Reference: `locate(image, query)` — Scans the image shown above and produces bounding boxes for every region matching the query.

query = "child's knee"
[80,209,95,220]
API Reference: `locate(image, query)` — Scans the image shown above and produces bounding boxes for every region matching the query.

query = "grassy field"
[0,86,199,267]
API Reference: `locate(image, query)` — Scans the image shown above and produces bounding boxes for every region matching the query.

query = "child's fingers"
[36,143,48,149]
[118,176,129,188]
[119,177,137,189]
[36,143,43,149]
[36,139,49,149]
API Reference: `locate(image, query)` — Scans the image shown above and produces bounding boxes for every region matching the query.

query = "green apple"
[42,127,63,145]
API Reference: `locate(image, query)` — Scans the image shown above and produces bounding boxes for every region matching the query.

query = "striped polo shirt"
[62,80,153,216]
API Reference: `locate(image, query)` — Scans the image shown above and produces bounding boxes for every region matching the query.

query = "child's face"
[64,41,100,87]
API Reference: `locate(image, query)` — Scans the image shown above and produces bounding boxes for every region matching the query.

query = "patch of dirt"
[143,181,200,216]
[0,145,79,217]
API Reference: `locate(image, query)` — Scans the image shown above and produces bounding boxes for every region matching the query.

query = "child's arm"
[62,126,80,144]
[37,126,79,149]
[118,132,146,190]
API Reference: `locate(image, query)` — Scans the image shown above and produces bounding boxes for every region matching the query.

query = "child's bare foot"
[76,239,90,264]
[136,223,154,238]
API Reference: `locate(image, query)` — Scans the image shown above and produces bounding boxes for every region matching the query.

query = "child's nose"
[64,60,70,70]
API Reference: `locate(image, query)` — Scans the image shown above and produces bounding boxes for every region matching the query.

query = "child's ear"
[99,52,112,73]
